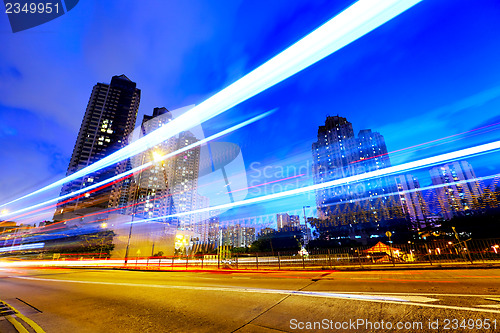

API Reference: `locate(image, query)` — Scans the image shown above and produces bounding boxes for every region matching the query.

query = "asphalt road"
[0,267,500,332]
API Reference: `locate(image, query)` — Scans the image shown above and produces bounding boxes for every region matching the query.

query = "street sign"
[385,231,392,238]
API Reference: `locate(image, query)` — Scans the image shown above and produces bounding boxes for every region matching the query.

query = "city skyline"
[1,1,500,233]
[1,74,499,230]
[2,2,500,331]
[1,0,500,212]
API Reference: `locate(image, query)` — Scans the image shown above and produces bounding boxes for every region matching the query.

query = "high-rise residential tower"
[170,131,202,230]
[276,213,301,231]
[429,161,483,219]
[54,75,140,220]
[222,224,256,248]
[311,115,398,224]
[395,174,429,228]
[126,107,176,222]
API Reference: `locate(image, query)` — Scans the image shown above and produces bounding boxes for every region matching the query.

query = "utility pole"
[124,215,134,265]
[386,231,395,267]
[302,205,310,245]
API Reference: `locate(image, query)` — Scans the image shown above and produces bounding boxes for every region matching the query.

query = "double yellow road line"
[0,300,45,333]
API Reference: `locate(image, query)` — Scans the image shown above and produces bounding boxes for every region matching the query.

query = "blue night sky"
[1,0,500,225]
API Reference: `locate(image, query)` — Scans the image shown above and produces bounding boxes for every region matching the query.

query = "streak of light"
[0,242,44,252]
[350,121,500,164]
[7,172,137,222]
[386,127,500,163]
[0,0,423,208]
[359,127,500,175]
[129,140,500,224]
[318,173,500,212]
[8,275,500,314]
[1,111,272,221]
[227,173,306,194]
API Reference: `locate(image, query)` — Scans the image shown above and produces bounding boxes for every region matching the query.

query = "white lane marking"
[11,276,408,302]
[477,305,500,309]
[8,275,497,299]
[390,296,438,303]
[339,291,500,298]
[485,297,500,303]
[11,276,500,314]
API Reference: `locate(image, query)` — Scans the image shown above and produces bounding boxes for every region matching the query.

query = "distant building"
[422,187,441,216]
[357,129,392,171]
[290,215,301,228]
[276,213,289,231]
[124,107,209,254]
[207,216,221,246]
[258,227,275,238]
[311,116,398,225]
[429,161,483,219]
[395,174,429,228]
[276,213,301,231]
[170,131,202,230]
[191,195,211,243]
[126,107,176,222]
[222,224,256,248]
[54,75,140,220]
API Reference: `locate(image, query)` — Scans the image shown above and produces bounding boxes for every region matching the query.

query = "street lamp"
[175,234,188,256]
[124,214,134,264]
[150,149,164,257]
[302,206,310,225]
[152,150,163,162]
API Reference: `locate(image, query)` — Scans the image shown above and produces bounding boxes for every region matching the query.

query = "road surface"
[0,267,499,332]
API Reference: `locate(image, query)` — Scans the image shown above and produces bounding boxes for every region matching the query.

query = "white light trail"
[1,0,423,208]
[0,242,44,252]
[2,111,273,220]
[130,140,500,224]
[320,173,500,211]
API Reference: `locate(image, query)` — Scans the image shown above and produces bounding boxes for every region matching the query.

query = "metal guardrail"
[5,238,499,270]
[114,238,500,270]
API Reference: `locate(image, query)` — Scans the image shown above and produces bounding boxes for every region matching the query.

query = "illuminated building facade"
[311,116,397,224]
[395,174,429,228]
[170,131,202,230]
[191,194,211,242]
[207,216,221,246]
[126,107,176,222]
[429,161,483,219]
[258,227,275,237]
[276,213,300,231]
[222,224,256,248]
[54,75,140,220]
[126,108,207,240]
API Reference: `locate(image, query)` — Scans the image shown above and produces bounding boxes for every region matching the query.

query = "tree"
[250,230,302,253]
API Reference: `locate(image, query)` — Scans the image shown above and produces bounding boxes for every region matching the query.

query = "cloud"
[0,105,70,204]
